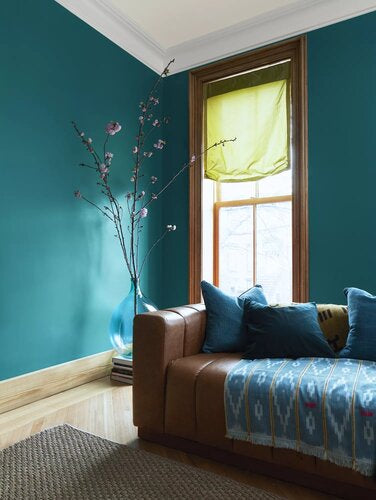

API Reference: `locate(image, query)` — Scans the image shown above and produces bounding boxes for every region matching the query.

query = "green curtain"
[205,61,290,183]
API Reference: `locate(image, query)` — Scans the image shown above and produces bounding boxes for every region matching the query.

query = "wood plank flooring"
[0,377,337,499]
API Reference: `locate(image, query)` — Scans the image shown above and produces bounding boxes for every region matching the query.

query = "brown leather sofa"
[133,304,376,499]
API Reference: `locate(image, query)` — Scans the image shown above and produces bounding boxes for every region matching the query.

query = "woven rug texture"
[0,425,282,499]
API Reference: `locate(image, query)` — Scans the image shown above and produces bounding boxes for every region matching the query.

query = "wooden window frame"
[189,36,308,303]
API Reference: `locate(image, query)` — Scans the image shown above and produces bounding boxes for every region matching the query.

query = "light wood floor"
[0,377,337,500]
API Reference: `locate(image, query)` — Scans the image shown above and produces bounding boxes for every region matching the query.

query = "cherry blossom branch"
[72,121,133,276]
[129,59,175,281]
[72,58,236,308]
[72,121,102,167]
[136,138,236,215]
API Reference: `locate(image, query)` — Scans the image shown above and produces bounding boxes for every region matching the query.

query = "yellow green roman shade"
[205,61,291,182]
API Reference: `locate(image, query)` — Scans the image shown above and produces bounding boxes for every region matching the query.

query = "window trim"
[189,36,308,303]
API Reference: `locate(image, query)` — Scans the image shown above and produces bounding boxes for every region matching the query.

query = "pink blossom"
[151,193,158,200]
[152,119,160,127]
[143,151,153,158]
[100,164,109,174]
[190,154,196,164]
[133,146,138,154]
[166,224,176,231]
[105,121,122,135]
[150,176,157,184]
[138,116,144,123]
[80,132,85,137]
[105,152,113,159]
[150,96,159,105]
[153,139,166,150]
[87,138,92,144]
[140,207,148,218]
[74,190,82,199]
[130,176,135,182]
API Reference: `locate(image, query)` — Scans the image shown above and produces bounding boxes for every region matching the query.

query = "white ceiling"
[107,0,303,48]
[56,0,376,73]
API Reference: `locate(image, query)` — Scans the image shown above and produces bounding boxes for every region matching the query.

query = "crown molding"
[55,0,164,73]
[166,0,376,73]
[56,0,375,76]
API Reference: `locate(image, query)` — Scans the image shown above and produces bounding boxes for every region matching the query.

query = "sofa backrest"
[316,304,349,353]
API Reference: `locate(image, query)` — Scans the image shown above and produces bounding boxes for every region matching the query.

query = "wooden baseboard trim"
[0,350,114,415]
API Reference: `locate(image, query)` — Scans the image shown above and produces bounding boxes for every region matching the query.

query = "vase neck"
[130,278,142,297]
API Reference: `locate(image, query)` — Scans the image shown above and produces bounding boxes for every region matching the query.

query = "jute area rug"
[0,425,283,499]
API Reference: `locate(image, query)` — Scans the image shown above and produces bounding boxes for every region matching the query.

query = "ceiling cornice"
[55,0,165,73]
[56,0,376,75]
[166,0,376,73]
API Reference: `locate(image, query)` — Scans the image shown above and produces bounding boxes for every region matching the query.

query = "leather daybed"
[133,304,376,499]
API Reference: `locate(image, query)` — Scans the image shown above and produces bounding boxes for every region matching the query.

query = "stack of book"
[111,355,133,384]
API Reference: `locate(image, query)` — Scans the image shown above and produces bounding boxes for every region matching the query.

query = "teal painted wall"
[308,12,376,304]
[160,11,376,308]
[1,3,375,380]
[161,73,190,308]
[0,0,163,380]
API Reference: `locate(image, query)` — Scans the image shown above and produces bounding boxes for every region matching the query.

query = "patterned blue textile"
[225,358,376,476]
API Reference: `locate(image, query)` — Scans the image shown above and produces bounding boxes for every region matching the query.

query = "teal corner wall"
[1,3,375,381]
[160,11,376,308]
[0,0,163,380]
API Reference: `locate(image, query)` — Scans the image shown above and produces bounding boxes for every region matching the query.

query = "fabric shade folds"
[205,61,291,183]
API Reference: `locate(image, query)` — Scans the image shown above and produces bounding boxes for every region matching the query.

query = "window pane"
[257,168,292,197]
[219,168,292,202]
[202,179,215,283]
[218,205,253,295]
[256,202,292,303]
[220,181,256,201]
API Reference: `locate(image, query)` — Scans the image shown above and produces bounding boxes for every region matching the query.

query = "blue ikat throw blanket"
[225,358,376,476]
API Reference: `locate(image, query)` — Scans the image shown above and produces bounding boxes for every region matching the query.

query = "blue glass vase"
[109,279,157,357]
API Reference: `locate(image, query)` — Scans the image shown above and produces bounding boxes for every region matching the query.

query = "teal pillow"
[201,281,267,353]
[243,301,335,359]
[339,287,376,361]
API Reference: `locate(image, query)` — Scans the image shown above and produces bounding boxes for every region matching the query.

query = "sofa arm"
[133,304,206,433]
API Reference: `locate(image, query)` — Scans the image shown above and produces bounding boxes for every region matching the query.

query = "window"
[206,170,292,303]
[189,37,307,303]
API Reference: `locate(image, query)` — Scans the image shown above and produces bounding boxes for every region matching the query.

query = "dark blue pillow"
[201,281,267,353]
[243,301,335,359]
[339,287,376,361]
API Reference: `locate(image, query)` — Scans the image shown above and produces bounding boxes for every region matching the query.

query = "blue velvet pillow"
[201,281,267,353]
[339,287,376,361]
[243,301,335,359]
